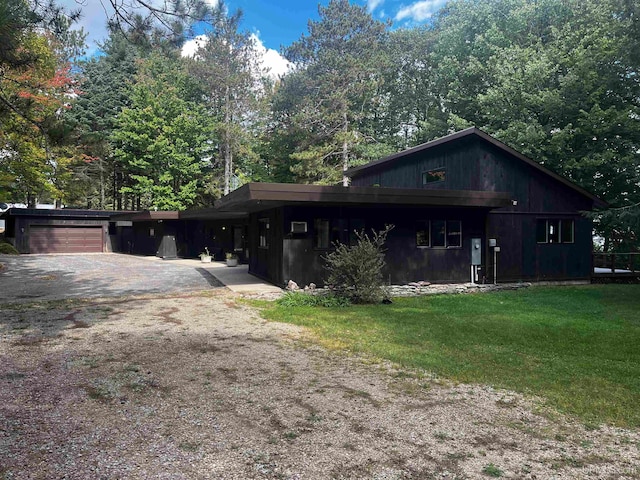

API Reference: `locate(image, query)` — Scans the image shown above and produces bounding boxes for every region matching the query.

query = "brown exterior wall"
[7,216,109,254]
[349,136,595,282]
[249,208,284,285]
[248,204,492,288]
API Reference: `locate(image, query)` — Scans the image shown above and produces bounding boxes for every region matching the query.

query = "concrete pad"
[167,258,284,297]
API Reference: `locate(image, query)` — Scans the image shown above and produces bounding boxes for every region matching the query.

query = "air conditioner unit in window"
[290,221,308,234]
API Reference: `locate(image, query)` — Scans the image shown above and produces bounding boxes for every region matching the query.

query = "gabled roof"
[346,127,606,207]
[212,182,512,213]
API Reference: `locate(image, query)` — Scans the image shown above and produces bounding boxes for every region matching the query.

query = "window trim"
[416,220,462,249]
[258,218,269,248]
[536,219,575,244]
[416,220,430,247]
[422,167,446,185]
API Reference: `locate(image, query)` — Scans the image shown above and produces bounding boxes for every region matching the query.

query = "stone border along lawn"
[289,281,533,297]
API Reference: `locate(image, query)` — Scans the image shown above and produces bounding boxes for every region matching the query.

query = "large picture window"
[416,220,462,248]
[536,219,574,244]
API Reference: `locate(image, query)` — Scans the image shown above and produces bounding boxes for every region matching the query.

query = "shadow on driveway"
[0,253,223,303]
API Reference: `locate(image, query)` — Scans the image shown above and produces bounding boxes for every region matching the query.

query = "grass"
[482,463,504,477]
[259,285,640,427]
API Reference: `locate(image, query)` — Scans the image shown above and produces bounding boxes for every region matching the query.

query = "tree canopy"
[1,0,638,250]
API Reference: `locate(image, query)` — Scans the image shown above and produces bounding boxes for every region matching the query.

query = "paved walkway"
[158,257,284,298]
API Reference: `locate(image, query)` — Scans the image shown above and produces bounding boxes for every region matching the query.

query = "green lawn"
[259,285,640,428]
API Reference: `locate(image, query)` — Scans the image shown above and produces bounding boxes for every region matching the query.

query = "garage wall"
[29,226,104,253]
[12,217,109,254]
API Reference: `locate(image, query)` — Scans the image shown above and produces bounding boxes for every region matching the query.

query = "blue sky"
[59,0,447,74]
[232,0,446,50]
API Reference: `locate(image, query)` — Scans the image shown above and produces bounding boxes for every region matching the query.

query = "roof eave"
[213,183,512,212]
[110,211,180,222]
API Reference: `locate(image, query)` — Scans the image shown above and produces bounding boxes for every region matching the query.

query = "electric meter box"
[471,238,482,265]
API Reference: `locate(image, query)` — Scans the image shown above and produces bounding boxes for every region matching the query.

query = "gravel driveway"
[0,253,222,302]
[1,289,638,479]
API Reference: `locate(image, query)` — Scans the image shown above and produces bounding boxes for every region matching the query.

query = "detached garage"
[29,225,104,253]
[0,208,115,254]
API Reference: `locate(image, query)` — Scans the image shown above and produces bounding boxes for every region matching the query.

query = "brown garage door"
[29,226,104,253]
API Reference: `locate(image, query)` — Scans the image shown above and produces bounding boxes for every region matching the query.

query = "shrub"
[323,225,393,304]
[0,242,19,255]
[276,291,350,308]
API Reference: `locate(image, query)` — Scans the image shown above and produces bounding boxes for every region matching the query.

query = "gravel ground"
[1,290,638,479]
[0,254,223,303]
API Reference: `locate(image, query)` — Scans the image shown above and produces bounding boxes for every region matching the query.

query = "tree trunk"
[342,111,349,187]
[99,159,105,210]
[223,85,232,195]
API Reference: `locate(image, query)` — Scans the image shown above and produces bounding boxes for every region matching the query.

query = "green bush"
[323,225,393,304]
[276,291,350,308]
[0,242,19,255]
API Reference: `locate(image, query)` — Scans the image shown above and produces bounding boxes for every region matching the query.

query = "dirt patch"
[0,292,639,479]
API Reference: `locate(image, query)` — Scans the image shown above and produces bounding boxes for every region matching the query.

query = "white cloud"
[250,34,293,79]
[367,0,384,12]
[181,35,208,58]
[395,0,447,22]
[181,33,292,80]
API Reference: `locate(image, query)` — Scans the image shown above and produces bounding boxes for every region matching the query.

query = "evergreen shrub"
[0,242,19,255]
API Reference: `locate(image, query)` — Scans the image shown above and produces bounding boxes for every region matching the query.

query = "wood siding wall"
[350,137,594,282]
[247,205,491,288]
[9,217,109,254]
[248,209,284,285]
[114,219,248,261]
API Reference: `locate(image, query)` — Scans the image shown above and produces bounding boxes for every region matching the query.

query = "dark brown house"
[210,128,604,286]
[106,127,603,287]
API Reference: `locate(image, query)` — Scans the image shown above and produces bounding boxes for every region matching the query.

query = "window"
[314,219,330,249]
[422,168,446,184]
[416,221,430,246]
[233,225,244,252]
[536,219,574,244]
[431,220,446,246]
[447,220,462,247]
[561,220,574,244]
[258,218,269,248]
[416,220,462,248]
